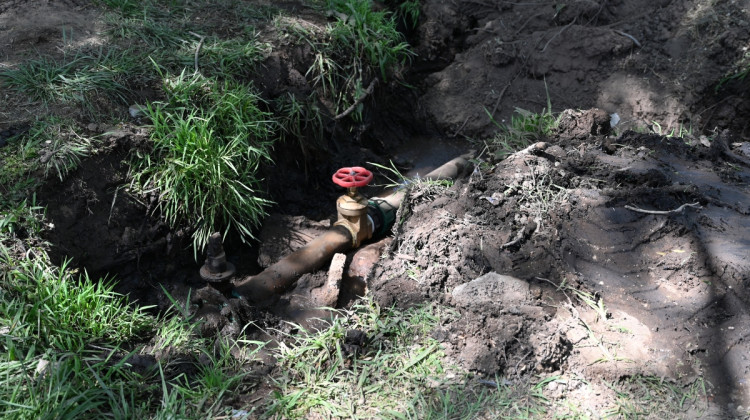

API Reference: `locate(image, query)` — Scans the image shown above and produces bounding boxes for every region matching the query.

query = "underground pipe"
[232,225,353,303]
[232,155,469,303]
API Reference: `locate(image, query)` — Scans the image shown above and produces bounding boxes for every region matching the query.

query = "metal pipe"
[232,155,469,303]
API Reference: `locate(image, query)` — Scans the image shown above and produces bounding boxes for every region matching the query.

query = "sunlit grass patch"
[1,252,153,353]
[0,235,156,417]
[405,376,552,419]
[261,298,567,419]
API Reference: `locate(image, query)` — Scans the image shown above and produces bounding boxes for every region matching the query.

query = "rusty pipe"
[233,155,469,303]
[233,225,352,303]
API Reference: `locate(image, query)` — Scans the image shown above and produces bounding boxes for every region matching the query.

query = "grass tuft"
[327,0,414,81]
[1,250,153,353]
[129,70,276,254]
[275,0,413,123]
[485,105,559,161]
[0,49,142,110]
[604,375,708,418]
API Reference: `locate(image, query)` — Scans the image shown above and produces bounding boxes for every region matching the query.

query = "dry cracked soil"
[2,0,750,417]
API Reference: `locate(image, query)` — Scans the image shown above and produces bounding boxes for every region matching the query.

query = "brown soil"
[3,0,750,416]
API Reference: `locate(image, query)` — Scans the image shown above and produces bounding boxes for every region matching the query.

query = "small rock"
[35,359,50,377]
[480,192,505,206]
[342,329,368,357]
[452,272,530,311]
[129,104,147,118]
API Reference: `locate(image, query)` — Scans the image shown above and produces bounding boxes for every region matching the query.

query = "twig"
[189,31,205,74]
[613,30,642,48]
[489,82,512,119]
[501,221,537,248]
[501,229,525,249]
[624,202,701,215]
[514,12,545,36]
[513,350,533,378]
[448,116,471,138]
[334,79,377,120]
[541,19,575,53]
[711,129,750,167]
[509,141,549,158]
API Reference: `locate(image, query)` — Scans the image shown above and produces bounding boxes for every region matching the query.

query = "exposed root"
[625,202,701,215]
[334,79,377,120]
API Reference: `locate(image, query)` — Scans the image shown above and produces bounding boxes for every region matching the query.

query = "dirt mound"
[412,0,750,138]
[369,109,750,406]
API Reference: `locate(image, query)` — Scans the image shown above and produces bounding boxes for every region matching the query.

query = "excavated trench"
[27,0,750,414]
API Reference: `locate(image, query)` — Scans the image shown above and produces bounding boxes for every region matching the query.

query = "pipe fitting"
[232,156,471,303]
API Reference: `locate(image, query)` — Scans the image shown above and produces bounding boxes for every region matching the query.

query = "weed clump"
[275,0,413,126]
[129,70,275,254]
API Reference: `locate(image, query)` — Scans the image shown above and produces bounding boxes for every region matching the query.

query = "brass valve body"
[334,189,372,248]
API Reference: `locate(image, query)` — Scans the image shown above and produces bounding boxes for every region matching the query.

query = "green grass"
[0,251,153,353]
[404,376,554,419]
[264,299,450,418]
[0,48,144,111]
[0,117,96,187]
[100,0,273,78]
[129,70,275,254]
[0,215,155,418]
[262,298,560,419]
[604,375,708,418]
[395,0,421,28]
[485,105,559,161]
[0,227,266,418]
[652,120,693,139]
[0,348,151,419]
[327,0,414,81]
[275,0,413,122]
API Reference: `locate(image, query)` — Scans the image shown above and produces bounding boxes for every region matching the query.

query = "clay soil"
[2,0,750,417]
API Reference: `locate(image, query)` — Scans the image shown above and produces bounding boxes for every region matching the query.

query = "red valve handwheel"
[332,167,373,188]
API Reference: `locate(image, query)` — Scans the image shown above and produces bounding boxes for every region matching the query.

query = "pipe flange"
[200,232,236,284]
[200,262,236,283]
